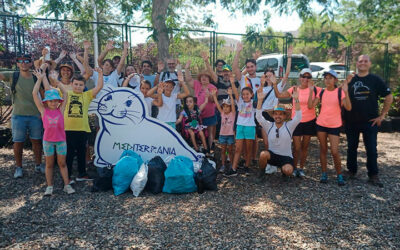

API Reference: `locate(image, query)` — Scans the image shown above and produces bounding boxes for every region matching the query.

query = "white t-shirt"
[157,93,178,122]
[256,109,302,157]
[91,69,120,88]
[118,74,141,89]
[239,75,261,91]
[236,98,255,126]
[159,71,180,105]
[144,97,153,116]
[261,81,285,110]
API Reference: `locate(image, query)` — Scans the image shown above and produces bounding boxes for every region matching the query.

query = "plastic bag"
[92,166,114,192]
[112,156,140,195]
[119,150,144,166]
[145,156,167,194]
[194,158,218,194]
[163,156,196,194]
[130,163,148,197]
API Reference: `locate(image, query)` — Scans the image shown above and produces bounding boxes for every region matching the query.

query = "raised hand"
[42,47,49,57]
[123,41,129,50]
[49,70,59,81]
[229,73,235,83]
[95,67,103,74]
[269,74,277,85]
[227,87,233,96]
[200,51,209,61]
[157,82,164,93]
[127,73,135,80]
[40,62,48,71]
[257,87,265,100]
[252,50,261,60]
[287,45,293,57]
[260,74,267,85]
[105,40,114,51]
[341,80,349,92]
[83,40,91,49]
[59,50,67,59]
[177,71,184,82]
[236,42,243,52]
[69,52,77,60]
[184,60,191,69]
[33,69,44,80]
[308,80,315,91]
[292,86,299,99]
[158,61,165,72]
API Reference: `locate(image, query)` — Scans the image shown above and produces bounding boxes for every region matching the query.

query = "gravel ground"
[1,133,399,249]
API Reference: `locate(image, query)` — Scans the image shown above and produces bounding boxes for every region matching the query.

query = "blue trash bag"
[163,156,197,194]
[119,150,144,166]
[112,156,140,195]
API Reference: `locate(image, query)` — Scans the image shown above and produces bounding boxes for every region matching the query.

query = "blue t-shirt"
[143,74,156,87]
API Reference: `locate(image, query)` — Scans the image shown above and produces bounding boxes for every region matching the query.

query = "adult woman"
[273,68,321,177]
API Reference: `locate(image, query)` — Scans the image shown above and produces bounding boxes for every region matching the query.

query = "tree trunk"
[1,0,9,51]
[151,0,170,61]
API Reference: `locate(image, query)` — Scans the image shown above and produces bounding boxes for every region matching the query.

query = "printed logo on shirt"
[239,102,253,118]
[222,116,233,127]
[47,116,59,126]
[68,95,83,118]
[353,81,370,101]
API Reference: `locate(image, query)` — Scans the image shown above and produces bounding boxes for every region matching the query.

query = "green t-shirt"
[2,71,40,116]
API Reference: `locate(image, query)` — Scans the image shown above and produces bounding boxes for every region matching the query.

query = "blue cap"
[42,89,63,103]
[273,106,286,112]
[323,69,338,79]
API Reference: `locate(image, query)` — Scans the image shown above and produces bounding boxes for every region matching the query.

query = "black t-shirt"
[215,75,239,103]
[343,73,391,123]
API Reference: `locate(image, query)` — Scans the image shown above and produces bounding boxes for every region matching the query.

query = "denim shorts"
[219,135,235,145]
[43,140,67,156]
[202,114,217,126]
[236,125,256,140]
[11,115,43,142]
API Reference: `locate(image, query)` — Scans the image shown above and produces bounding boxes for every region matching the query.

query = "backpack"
[11,71,38,100]
[267,122,292,138]
[160,71,178,82]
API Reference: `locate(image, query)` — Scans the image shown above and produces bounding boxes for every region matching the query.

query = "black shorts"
[268,150,294,168]
[316,125,341,136]
[293,119,316,136]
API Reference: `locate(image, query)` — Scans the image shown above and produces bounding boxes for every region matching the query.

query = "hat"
[59,63,74,72]
[267,104,291,118]
[323,69,338,79]
[222,98,231,106]
[42,89,63,103]
[299,68,312,76]
[164,79,176,85]
[197,71,213,82]
[16,53,32,60]
[222,64,232,72]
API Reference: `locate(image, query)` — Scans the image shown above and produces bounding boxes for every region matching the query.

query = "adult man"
[0,54,44,178]
[343,55,393,187]
[154,58,180,105]
[255,87,301,183]
[215,59,226,78]
[141,60,156,87]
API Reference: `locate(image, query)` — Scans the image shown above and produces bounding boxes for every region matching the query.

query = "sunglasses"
[276,128,279,138]
[17,59,32,64]
[301,75,312,79]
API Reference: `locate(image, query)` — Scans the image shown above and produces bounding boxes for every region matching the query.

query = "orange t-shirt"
[316,88,346,128]
[288,86,321,123]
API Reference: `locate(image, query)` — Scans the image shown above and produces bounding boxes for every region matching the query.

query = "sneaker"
[292,168,299,177]
[63,184,76,194]
[297,169,306,177]
[76,175,93,182]
[69,179,76,185]
[243,166,252,176]
[368,175,384,188]
[35,164,45,174]
[256,169,266,184]
[223,167,238,177]
[320,172,328,184]
[265,164,278,174]
[44,186,53,196]
[14,167,23,178]
[251,159,258,167]
[219,165,226,173]
[337,174,346,186]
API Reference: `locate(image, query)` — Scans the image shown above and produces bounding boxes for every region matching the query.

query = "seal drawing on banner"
[89,86,203,167]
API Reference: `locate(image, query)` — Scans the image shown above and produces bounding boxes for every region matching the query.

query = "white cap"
[300,68,312,75]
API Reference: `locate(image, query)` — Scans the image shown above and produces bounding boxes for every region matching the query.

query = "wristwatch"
[295,99,299,103]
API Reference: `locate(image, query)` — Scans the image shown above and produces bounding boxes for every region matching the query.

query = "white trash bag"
[130,163,148,197]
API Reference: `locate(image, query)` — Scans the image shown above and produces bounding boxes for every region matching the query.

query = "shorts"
[166,122,176,129]
[293,119,316,137]
[202,114,217,126]
[316,125,341,136]
[11,115,43,142]
[43,140,67,156]
[236,125,256,140]
[219,135,235,145]
[268,150,293,168]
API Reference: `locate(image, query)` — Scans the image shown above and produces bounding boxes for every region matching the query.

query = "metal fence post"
[16,15,22,55]
[384,43,389,83]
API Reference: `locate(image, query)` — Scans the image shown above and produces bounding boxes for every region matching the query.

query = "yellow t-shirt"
[64,90,93,132]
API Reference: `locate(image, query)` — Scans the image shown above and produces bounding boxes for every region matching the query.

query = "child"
[122,78,163,116]
[224,75,256,177]
[176,95,208,153]
[149,70,190,129]
[32,69,75,196]
[64,68,104,182]
[308,70,352,186]
[211,86,236,173]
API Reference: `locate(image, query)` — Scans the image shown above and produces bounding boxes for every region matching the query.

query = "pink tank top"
[42,108,66,142]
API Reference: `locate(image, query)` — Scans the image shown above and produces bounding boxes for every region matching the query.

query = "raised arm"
[92,67,104,98]
[201,51,217,83]
[230,73,239,101]
[121,73,135,87]
[272,74,291,98]
[255,88,271,129]
[177,71,190,99]
[152,84,164,107]
[56,79,68,113]
[307,82,319,108]
[292,87,300,112]
[184,60,194,89]
[32,70,45,115]
[54,50,67,65]
[199,90,210,112]
[97,40,114,68]
[282,45,293,83]
[69,52,85,74]
[211,89,223,113]
[116,41,129,75]
[83,40,93,80]
[232,43,243,81]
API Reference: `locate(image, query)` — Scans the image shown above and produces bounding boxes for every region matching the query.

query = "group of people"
[0,39,393,196]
